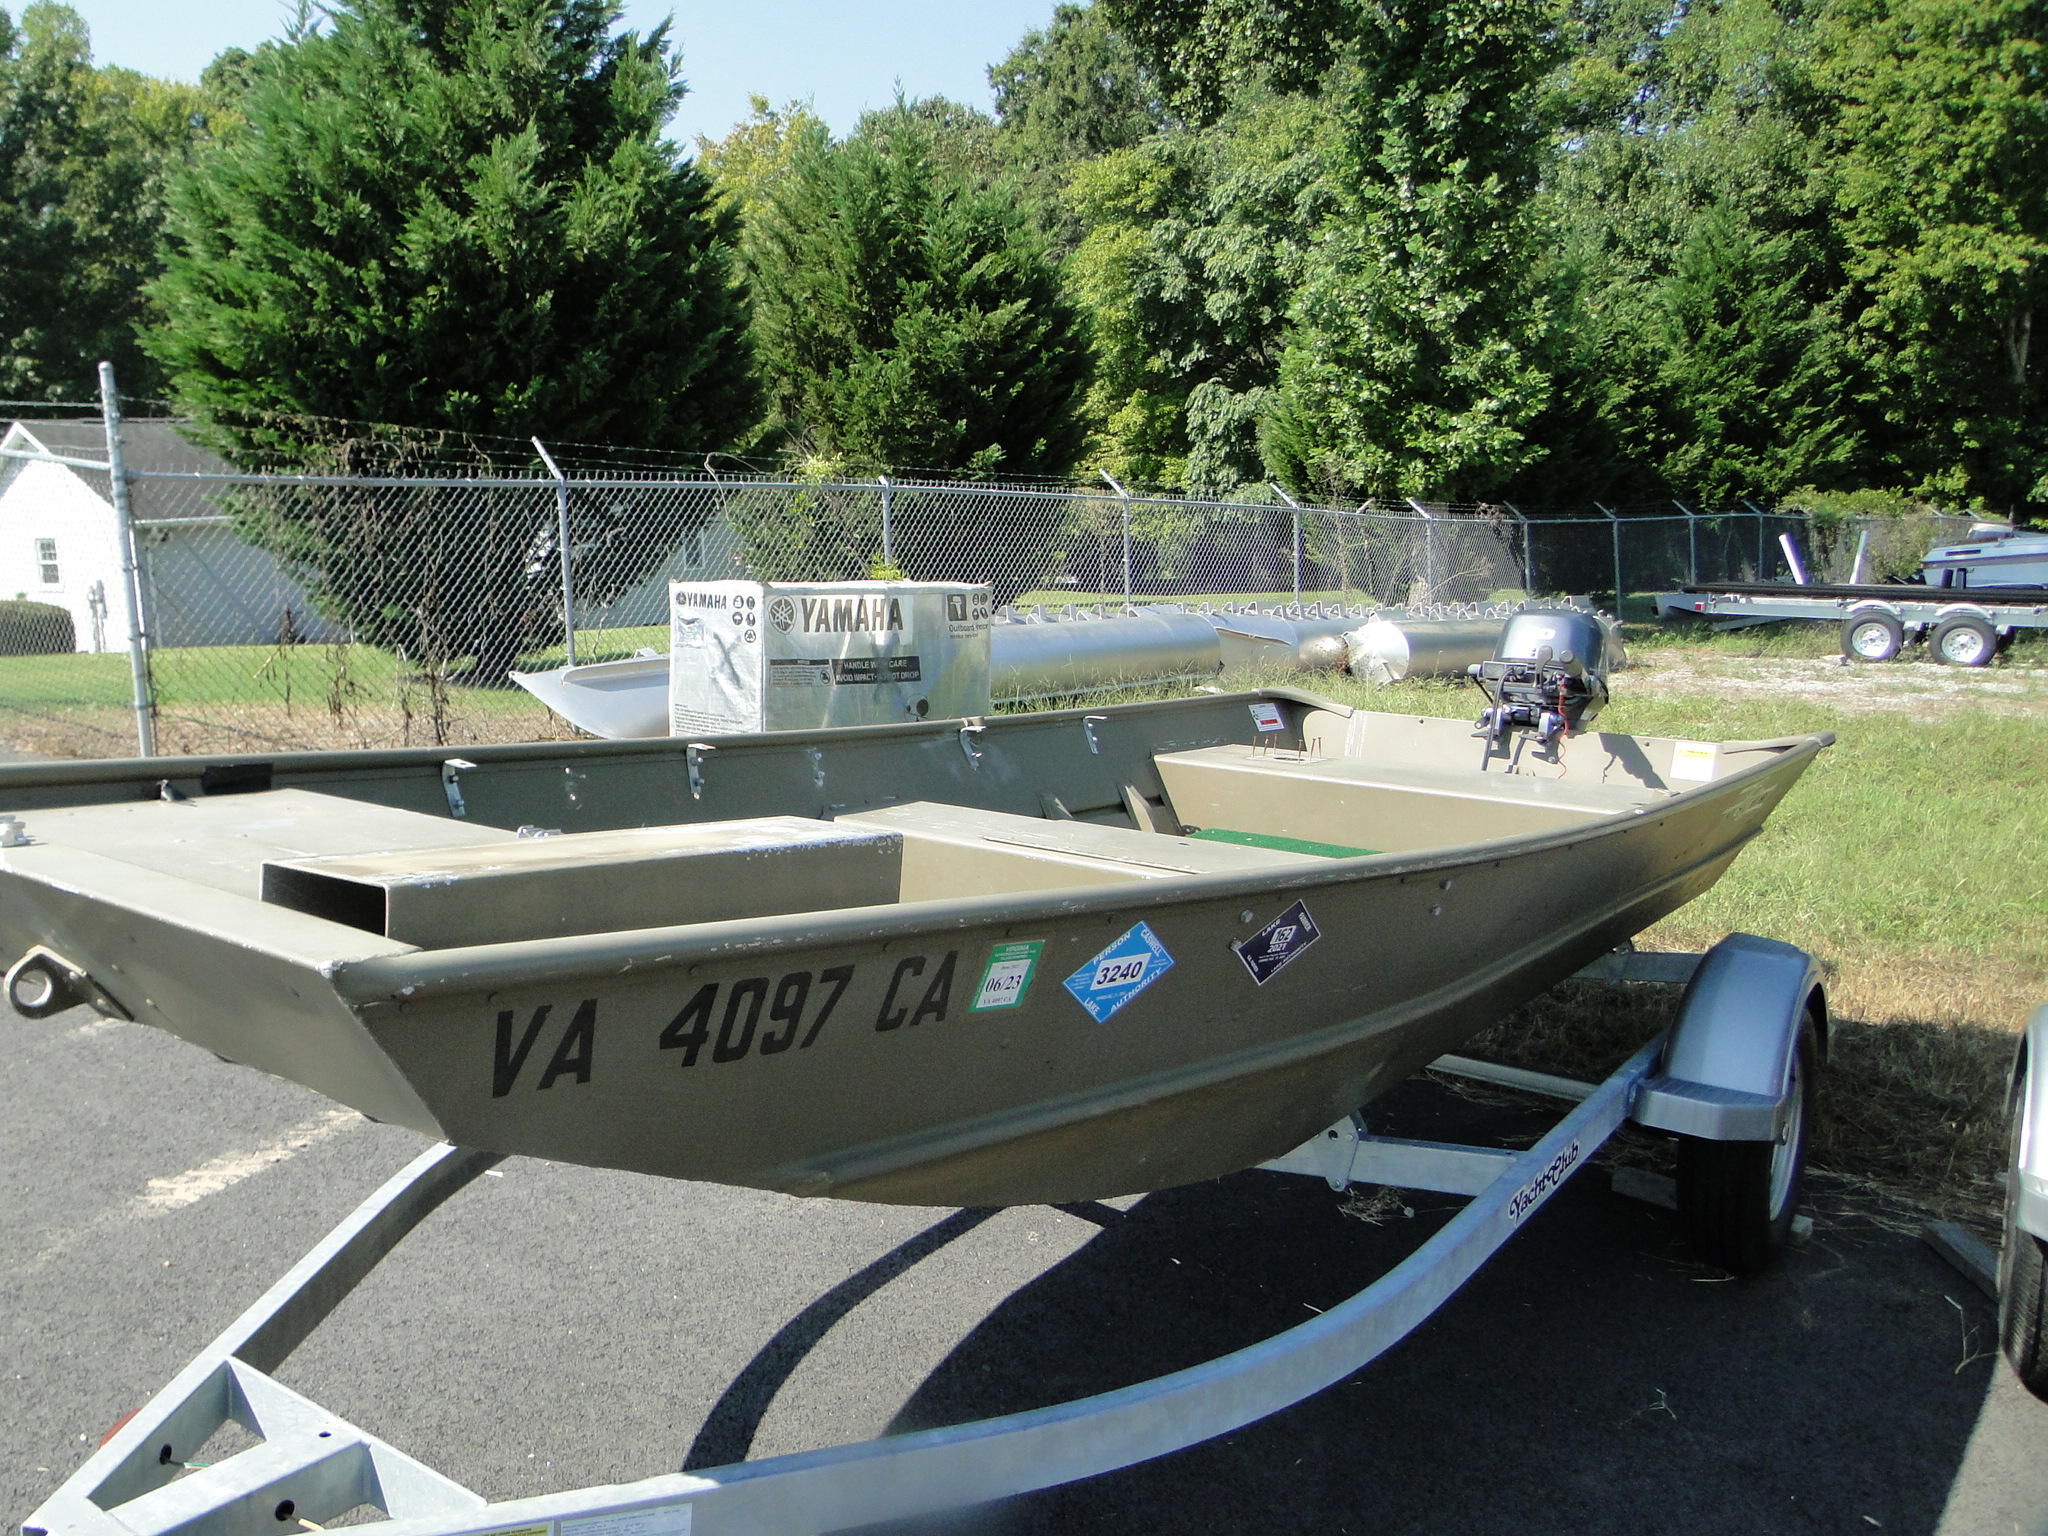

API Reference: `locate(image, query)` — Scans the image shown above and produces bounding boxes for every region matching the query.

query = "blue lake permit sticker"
[1063,921,1175,1023]
[1233,899,1321,985]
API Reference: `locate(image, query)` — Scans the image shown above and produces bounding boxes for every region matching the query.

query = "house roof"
[2,419,236,524]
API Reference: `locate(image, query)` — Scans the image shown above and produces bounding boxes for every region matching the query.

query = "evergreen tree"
[146,0,757,461]
[1264,0,1557,501]
[144,0,759,679]
[744,103,1091,479]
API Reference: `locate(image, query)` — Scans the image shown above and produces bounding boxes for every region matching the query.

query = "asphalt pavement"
[4,999,2045,1536]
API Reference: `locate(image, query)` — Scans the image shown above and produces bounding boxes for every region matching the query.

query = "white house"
[0,419,338,651]
[0,417,752,657]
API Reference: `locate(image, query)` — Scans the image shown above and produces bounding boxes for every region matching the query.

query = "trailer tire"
[1676,1011,1816,1274]
[1840,612,1903,662]
[1931,615,1997,667]
[2001,1046,2048,1401]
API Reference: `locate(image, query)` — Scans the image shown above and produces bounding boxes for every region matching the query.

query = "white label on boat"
[1063,922,1175,1023]
[1668,741,1718,782]
[564,1505,691,1536]
[1249,701,1286,733]
[972,940,1044,1011]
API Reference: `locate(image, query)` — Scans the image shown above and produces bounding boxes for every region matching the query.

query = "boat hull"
[0,692,1823,1205]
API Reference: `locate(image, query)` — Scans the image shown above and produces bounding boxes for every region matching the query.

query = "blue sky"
[55,1,1062,146]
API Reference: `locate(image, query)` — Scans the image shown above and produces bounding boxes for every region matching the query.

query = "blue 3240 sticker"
[1063,922,1175,1023]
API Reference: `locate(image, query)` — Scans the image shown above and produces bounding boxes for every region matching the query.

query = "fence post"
[878,475,893,572]
[532,438,575,667]
[1503,502,1534,595]
[1099,470,1132,609]
[1674,500,1698,585]
[1269,483,1302,602]
[1404,498,1438,603]
[1594,502,1622,608]
[96,362,155,757]
[1744,499,1767,577]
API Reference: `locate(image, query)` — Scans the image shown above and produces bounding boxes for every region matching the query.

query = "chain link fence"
[0,406,1980,759]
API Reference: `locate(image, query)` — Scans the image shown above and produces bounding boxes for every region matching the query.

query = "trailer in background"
[1656,582,2048,665]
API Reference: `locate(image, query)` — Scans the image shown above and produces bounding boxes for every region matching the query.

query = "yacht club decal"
[1063,922,1175,1023]
[1233,900,1321,985]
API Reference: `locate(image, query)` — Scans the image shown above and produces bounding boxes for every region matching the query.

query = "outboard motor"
[1468,610,1611,760]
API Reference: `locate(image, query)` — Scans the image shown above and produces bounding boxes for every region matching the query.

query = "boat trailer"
[23,935,1824,1536]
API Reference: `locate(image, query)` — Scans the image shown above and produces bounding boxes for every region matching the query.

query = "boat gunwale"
[325,735,1829,1006]
[0,687,1358,789]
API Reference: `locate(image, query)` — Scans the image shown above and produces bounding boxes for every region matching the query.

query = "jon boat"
[0,681,1827,1207]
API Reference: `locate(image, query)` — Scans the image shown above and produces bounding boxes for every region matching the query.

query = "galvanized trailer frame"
[1656,584,2048,663]
[23,938,1819,1536]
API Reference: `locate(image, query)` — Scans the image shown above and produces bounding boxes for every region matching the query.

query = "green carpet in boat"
[1185,828,1379,859]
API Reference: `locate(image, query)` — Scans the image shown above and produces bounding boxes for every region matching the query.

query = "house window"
[35,538,58,587]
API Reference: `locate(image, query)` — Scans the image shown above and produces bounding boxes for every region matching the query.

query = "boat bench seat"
[840,801,1327,902]
[1155,744,1664,858]
[263,813,903,947]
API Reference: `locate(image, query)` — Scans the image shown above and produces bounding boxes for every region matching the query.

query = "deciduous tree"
[0,3,221,399]
[1264,0,1557,502]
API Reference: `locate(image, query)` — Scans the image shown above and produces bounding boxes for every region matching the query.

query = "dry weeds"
[1625,648,2048,721]
[0,699,585,758]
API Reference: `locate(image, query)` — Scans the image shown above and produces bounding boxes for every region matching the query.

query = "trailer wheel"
[1931,615,1997,667]
[2001,1047,2048,1400]
[1840,612,1903,662]
[1676,1010,1816,1274]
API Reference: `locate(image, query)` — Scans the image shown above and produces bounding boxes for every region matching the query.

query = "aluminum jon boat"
[0,680,1827,1208]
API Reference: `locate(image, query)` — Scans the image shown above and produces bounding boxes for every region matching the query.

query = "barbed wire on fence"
[0,404,1991,759]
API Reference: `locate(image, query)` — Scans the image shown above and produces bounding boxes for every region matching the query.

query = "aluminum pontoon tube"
[1210,611,1358,673]
[1344,618,1506,685]
[990,607,1223,700]
[509,612,1228,739]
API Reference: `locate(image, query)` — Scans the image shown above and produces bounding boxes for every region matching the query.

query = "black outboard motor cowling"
[1468,610,1611,758]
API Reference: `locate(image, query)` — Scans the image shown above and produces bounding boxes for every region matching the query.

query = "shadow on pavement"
[855,1078,2002,1535]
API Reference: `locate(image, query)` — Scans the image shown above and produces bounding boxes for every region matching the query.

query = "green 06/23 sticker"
[971,941,1044,1012]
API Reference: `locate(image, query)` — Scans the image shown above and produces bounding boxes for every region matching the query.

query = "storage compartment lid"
[262,815,901,949]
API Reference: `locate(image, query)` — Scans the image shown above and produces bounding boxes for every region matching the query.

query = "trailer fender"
[2012,1006,2048,1242]
[1630,933,1824,1143]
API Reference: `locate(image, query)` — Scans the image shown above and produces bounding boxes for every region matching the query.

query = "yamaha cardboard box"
[669,580,993,735]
